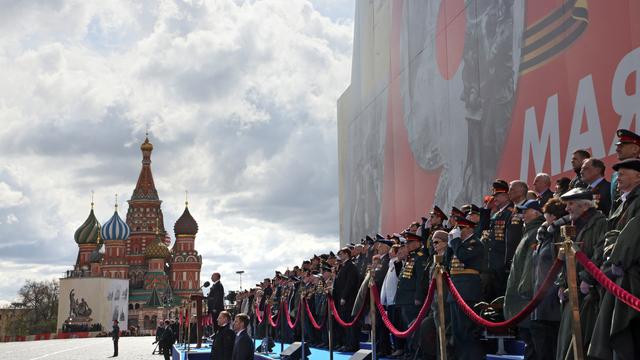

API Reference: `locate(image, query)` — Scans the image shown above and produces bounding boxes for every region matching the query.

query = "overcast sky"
[0,0,354,305]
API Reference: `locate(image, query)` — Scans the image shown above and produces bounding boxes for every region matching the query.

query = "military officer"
[420,206,448,248]
[446,216,485,360]
[610,129,640,212]
[479,179,513,301]
[393,232,427,357]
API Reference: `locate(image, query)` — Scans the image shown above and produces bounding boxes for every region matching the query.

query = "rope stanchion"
[328,295,366,328]
[284,299,301,329]
[267,303,281,328]
[371,279,435,338]
[303,298,326,330]
[255,303,264,324]
[444,258,563,329]
[575,251,640,312]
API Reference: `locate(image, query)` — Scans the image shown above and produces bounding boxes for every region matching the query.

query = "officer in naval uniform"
[610,129,640,213]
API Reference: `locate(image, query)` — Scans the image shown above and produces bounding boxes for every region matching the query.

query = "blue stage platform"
[172,339,525,360]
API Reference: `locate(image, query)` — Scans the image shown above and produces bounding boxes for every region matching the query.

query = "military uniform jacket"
[394,248,428,305]
[485,204,514,272]
[503,216,544,321]
[446,233,484,302]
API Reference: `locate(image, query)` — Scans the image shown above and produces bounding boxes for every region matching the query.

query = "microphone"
[202,281,211,288]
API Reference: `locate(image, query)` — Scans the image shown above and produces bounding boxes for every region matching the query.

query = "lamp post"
[236,270,245,291]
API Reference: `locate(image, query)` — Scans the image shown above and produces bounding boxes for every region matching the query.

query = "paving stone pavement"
[0,336,170,360]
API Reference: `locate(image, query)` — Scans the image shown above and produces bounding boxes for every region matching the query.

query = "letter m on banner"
[520,94,562,180]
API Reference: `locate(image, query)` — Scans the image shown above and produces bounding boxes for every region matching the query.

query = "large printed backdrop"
[339,0,640,242]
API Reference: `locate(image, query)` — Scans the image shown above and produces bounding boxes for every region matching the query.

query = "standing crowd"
[205,129,640,360]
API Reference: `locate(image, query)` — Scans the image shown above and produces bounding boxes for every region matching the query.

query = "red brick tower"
[125,134,166,289]
[170,202,203,298]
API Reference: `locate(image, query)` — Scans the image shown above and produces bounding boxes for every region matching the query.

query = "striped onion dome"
[74,209,101,244]
[101,211,131,241]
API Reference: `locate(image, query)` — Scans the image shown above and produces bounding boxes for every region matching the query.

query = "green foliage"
[7,279,59,335]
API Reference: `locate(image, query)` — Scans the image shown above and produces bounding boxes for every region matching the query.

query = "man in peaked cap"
[393,232,428,357]
[446,216,485,360]
[610,129,640,210]
[478,179,514,302]
[448,207,465,229]
[420,206,449,252]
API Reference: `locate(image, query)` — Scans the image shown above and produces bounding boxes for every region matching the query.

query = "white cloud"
[0,0,352,301]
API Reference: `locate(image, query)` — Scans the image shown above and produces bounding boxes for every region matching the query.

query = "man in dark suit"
[111,320,120,357]
[333,247,360,352]
[568,149,591,189]
[208,273,225,333]
[533,173,554,206]
[211,311,235,360]
[232,313,253,360]
[581,158,612,214]
[159,319,175,360]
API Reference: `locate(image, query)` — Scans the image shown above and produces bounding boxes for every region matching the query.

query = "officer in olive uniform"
[446,216,485,360]
[420,206,448,248]
[393,232,428,357]
[479,179,514,301]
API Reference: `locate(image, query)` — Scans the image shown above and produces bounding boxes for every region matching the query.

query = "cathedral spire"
[131,134,159,201]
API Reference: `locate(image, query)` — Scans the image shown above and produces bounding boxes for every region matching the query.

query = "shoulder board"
[416,251,424,256]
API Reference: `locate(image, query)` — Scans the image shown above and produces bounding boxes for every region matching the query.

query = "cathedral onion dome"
[101,211,131,241]
[145,239,171,259]
[89,244,104,263]
[141,136,153,152]
[74,209,101,244]
[174,206,198,236]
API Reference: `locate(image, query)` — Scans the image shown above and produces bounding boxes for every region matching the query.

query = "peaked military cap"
[376,238,394,247]
[404,232,422,241]
[616,129,640,145]
[560,187,593,201]
[450,206,465,218]
[492,179,509,194]
[329,251,336,257]
[455,216,477,228]
[431,206,448,220]
[461,203,480,215]
[365,235,375,244]
[375,233,384,240]
[612,158,640,172]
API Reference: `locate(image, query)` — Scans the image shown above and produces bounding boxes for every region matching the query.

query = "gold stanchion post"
[368,269,377,360]
[561,225,584,360]
[434,255,447,360]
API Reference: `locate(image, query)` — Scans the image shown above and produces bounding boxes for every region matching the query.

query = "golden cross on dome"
[185,190,189,207]
[91,190,94,209]
[115,193,118,211]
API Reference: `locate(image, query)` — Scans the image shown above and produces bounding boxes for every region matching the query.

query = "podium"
[191,294,206,348]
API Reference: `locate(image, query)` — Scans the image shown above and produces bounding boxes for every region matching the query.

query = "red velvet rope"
[371,279,435,338]
[444,258,563,329]
[255,303,264,324]
[575,251,640,312]
[284,300,301,329]
[303,298,327,330]
[328,295,366,328]
[267,303,281,328]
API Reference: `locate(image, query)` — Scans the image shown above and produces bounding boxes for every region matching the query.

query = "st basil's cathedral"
[68,135,203,331]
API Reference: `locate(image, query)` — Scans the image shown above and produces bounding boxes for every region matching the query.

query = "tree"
[9,279,59,335]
